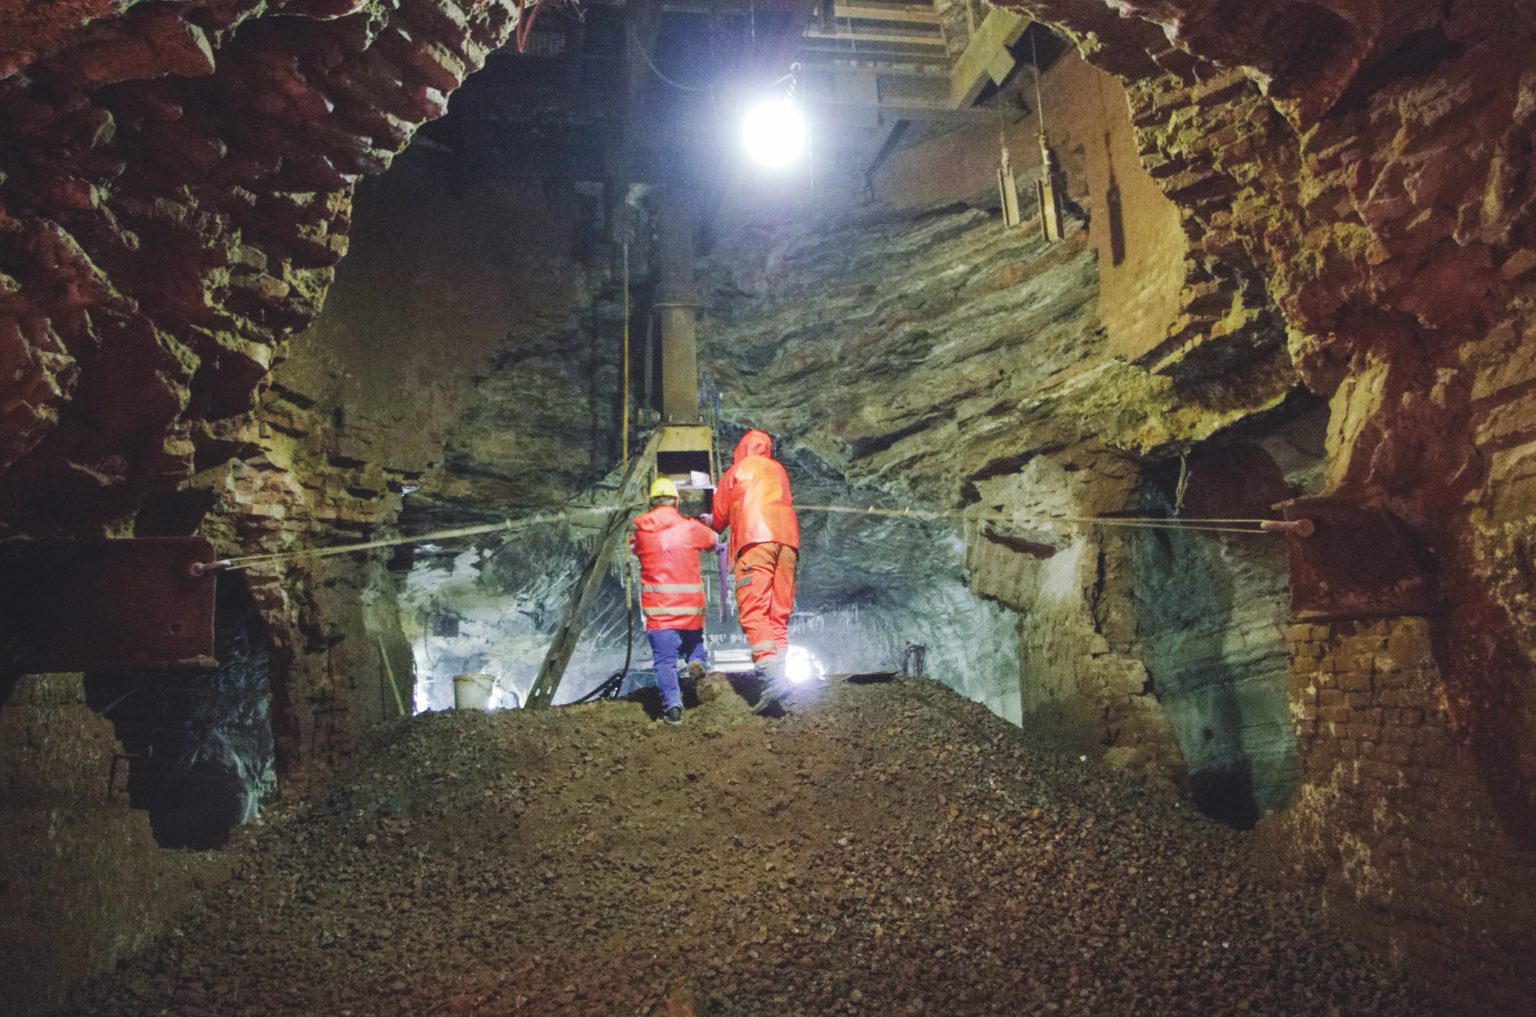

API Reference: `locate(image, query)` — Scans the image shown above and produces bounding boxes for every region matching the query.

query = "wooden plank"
[525,432,663,710]
[805,97,999,121]
[830,3,940,24]
[798,56,950,75]
[804,27,947,46]
[796,46,951,65]
[948,9,1029,107]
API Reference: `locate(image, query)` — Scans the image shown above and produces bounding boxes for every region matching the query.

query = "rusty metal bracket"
[0,537,218,672]
[1281,498,1437,622]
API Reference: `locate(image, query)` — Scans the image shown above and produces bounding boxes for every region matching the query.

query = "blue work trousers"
[647,627,706,711]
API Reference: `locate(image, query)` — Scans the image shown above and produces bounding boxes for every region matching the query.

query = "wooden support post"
[525,432,663,709]
[377,634,407,717]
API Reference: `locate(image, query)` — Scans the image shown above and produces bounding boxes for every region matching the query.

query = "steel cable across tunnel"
[191,502,1308,575]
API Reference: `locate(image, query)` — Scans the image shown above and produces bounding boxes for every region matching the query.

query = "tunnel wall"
[1127,444,1306,827]
[1,7,527,1006]
[702,61,1297,785]
[0,674,234,1017]
[993,1,1536,1010]
[1280,616,1536,1009]
[873,51,1189,364]
[192,150,619,775]
[0,0,524,540]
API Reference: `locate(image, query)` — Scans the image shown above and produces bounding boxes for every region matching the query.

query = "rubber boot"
[751,657,789,715]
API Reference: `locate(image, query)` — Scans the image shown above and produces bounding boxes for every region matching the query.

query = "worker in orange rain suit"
[705,429,800,713]
[630,477,720,727]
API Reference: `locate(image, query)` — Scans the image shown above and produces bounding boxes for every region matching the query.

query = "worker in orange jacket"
[705,429,800,712]
[631,476,720,726]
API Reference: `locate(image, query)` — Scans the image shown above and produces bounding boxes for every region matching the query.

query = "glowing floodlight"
[741,97,806,169]
[785,645,825,685]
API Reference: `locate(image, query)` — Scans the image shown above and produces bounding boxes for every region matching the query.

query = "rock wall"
[1128,437,1321,826]
[873,51,1190,364]
[702,75,1301,784]
[0,673,233,1017]
[184,148,621,775]
[0,0,537,784]
[965,449,1181,786]
[0,0,523,539]
[994,0,1536,1009]
[1280,617,1536,1012]
[1,9,532,1007]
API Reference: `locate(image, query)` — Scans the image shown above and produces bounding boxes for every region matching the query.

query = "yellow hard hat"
[649,476,679,499]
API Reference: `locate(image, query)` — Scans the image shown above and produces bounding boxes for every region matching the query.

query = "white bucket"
[453,673,497,711]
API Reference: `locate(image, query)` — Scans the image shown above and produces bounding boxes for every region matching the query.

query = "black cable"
[628,26,718,92]
[573,582,636,704]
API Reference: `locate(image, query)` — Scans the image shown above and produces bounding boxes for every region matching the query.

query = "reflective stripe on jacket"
[711,429,799,563]
[630,504,718,630]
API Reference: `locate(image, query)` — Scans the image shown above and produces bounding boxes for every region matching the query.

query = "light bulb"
[741,98,807,168]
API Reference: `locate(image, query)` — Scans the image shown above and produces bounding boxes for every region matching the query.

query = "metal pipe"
[657,187,700,424]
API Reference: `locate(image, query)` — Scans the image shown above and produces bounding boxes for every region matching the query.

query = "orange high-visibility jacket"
[630,504,718,631]
[711,430,800,564]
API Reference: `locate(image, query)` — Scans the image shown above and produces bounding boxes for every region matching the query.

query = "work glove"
[697,512,714,529]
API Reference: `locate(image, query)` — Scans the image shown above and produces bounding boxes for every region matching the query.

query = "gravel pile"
[61,677,1444,1017]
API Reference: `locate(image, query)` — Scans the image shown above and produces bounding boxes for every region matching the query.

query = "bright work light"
[785,644,824,685]
[741,97,806,168]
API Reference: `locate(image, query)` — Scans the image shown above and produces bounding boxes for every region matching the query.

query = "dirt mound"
[59,677,1442,1017]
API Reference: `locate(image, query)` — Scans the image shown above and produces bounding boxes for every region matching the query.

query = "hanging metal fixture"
[996,105,1023,229]
[1032,31,1065,242]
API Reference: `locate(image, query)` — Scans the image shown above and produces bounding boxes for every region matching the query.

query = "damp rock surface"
[61,678,1441,1017]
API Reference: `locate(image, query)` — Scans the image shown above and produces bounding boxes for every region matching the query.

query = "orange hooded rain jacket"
[711,430,799,563]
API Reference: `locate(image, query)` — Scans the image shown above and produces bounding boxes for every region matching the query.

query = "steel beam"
[803,27,946,47]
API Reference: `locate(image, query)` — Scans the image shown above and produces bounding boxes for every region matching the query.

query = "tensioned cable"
[193,499,1295,574]
[793,503,1285,536]
[1030,28,1046,137]
[198,507,632,574]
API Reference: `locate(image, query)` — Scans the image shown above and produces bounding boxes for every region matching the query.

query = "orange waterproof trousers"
[733,542,798,668]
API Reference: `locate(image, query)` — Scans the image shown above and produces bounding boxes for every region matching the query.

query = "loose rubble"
[60,677,1445,1017]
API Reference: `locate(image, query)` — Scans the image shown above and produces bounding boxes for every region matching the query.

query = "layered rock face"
[1127,433,1323,826]
[991,0,1536,1009]
[700,133,1303,798]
